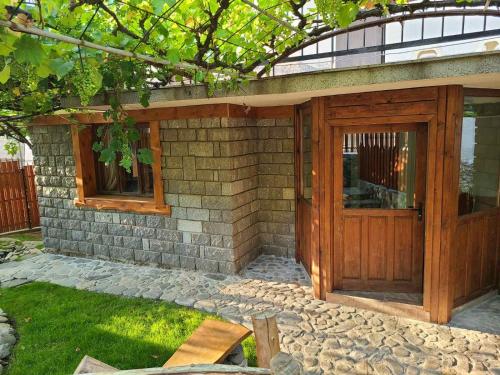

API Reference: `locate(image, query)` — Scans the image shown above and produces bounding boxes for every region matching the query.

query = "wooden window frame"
[71,120,170,215]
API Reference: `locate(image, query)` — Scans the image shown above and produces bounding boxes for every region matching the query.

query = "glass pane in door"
[343,131,417,209]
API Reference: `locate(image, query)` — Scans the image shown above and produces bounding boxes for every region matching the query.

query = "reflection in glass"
[94,125,154,197]
[458,96,500,215]
[301,112,313,202]
[343,131,417,209]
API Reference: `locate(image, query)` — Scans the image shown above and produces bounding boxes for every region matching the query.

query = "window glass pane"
[301,111,312,202]
[459,96,500,215]
[343,131,417,209]
[94,125,153,197]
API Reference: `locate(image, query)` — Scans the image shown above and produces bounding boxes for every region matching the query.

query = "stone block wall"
[30,113,295,274]
[257,119,296,257]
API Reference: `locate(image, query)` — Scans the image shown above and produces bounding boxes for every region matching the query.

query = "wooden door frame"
[331,122,427,293]
[294,101,312,269]
[310,86,464,323]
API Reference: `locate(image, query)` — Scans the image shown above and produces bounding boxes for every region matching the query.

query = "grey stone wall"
[30,115,295,274]
[257,119,296,258]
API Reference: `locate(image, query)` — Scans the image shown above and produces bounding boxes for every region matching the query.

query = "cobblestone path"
[1,254,499,374]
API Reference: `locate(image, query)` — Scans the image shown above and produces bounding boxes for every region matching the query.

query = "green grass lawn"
[1,282,256,375]
[0,231,42,243]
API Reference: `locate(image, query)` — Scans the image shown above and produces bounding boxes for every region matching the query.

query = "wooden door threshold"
[326,292,431,322]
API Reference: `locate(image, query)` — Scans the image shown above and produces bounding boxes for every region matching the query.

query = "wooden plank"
[251,106,294,119]
[78,365,272,375]
[24,165,40,227]
[422,114,439,313]
[80,126,97,197]
[342,216,362,279]
[481,212,498,289]
[427,87,448,322]
[320,96,332,297]
[0,161,9,232]
[436,85,463,323]
[251,312,280,369]
[393,216,414,282]
[367,216,387,281]
[32,104,295,126]
[453,208,500,307]
[453,220,469,303]
[150,121,165,209]
[326,292,431,322]
[294,106,301,265]
[331,126,343,290]
[71,124,86,203]
[310,97,322,298]
[75,196,171,215]
[328,115,434,127]
[73,355,118,374]
[463,88,500,97]
[163,320,252,368]
[327,87,439,108]
[326,101,437,120]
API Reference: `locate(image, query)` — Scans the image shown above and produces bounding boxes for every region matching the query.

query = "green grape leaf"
[0,64,11,84]
[4,141,19,156]
[337,2,359,28]
[139,92,150,107]
[119,153,133,172]
[49,58,74,79]
[99,147,116,164]
[13,35,46,65]
[0,32,17,56]
[36,63,53,78]
[127,128,140,142]
[151,0,165,15]
[167,48,180,65]
[137,148,153,165]
[92,141,104,152]
[21,96,38,114]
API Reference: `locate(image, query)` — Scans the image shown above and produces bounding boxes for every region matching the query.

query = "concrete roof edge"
[62,51,500,109]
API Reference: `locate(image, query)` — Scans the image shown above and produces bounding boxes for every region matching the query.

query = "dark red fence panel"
[0,160,40,233]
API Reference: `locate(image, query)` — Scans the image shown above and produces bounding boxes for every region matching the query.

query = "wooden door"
[295,102,313,274]
[333,123,427,293]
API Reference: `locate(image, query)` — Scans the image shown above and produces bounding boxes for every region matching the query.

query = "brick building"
[30,52,500,323]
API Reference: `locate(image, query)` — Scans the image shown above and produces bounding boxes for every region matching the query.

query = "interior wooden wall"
[453,208,500,306]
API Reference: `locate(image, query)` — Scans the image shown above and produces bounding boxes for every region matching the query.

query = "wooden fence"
[0,160,40,233]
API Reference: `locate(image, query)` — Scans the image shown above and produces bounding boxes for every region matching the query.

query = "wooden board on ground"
[163,319,252,368]
[73,355,118,374]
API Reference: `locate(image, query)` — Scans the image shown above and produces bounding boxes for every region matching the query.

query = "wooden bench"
[163,319,252,368]
[73,355,118,374]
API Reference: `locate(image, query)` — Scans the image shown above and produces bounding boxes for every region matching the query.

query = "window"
[71,120,170,215]
[458,95,500,215]
[94,125,154,197]
[343,130,420,209]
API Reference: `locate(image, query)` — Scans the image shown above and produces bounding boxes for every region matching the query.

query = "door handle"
[417,203,424,222]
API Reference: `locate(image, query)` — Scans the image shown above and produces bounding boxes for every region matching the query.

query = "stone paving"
[450,296,500,335]
[241,255,312,286]
[1,254,499,374]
